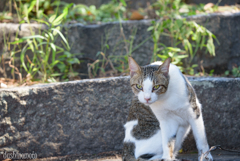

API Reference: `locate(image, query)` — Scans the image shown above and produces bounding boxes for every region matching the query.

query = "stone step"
[0,76,239,158]
[1,12,240,79]
[10,151,240,161]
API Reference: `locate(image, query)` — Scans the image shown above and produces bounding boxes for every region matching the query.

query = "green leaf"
[206,38,215,56]
[53,26,60,36]
[200,35,206,50]
[147,26,154,31]
[50,43,57,62]
[52,14,65,26]
[183,39,193,56]
[20,45,30,73]
[51,28,70,50]
[57,63,66,72]
[10,38,25,44]
[100,67,105,73]
[63,51,72,58]
[224,70,229,76]
[120,0,127,6]
[49,14,57,23]
[167,47,182,52]
[50,60,60,67]
[27,0,37,14]
[23,35,46,40]
[26,39,34,52]
[175,55,188,59]
[168,52,174,57]
[67,58,80,64]
[33,67,39,72]
[47,77,57,83]
[157,54,168,60]
[192,64,198,68]
[51,73,62,77]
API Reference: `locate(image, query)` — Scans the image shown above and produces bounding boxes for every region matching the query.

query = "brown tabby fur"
[130,64,169,96]
[123,58,200,161]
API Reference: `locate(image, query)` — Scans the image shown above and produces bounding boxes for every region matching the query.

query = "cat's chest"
[150,106,189,127]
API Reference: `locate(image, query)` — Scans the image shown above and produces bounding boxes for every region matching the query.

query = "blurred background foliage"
[0,0,239,87]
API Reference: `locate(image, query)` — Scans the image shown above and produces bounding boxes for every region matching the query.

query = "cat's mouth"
[143,101,153,105]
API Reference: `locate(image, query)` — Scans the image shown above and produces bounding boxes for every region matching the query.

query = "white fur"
[124,61,213,161]
[138,78,159,105]
[124,120,163,159]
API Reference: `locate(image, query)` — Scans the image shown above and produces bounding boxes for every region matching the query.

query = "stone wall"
[0,76,240,158]
[65,12,240,75]
[1,12,240,78]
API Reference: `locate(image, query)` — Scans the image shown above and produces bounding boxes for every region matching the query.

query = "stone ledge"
[0,76,239,158]
[65,11,240,75]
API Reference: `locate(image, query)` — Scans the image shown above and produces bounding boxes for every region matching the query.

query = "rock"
[0,76,239,158]
[64,12,240,75]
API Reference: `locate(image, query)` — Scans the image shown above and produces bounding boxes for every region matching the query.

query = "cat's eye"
[136,84,143,90]
[153,85,161,90]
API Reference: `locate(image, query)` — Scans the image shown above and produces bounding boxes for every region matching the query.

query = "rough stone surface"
[0,77,131,157]
[0,76,240,158]
[64,20,154,78]
[178,151,240,161]
[64,12,240,75]
[188,12,240,73]
[183,77,240,152]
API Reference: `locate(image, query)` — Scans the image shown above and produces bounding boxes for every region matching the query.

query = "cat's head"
[128,57,171,105]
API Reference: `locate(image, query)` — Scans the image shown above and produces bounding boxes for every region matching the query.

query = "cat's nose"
[144,97,151,102]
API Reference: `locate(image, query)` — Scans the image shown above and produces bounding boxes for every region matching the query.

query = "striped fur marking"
[182,75,200,119]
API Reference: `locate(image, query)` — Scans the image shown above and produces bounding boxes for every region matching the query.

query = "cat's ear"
[128,57,141,77]
[158,58,171,77]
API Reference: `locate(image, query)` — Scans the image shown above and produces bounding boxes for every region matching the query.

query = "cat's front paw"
[198,152,213,161]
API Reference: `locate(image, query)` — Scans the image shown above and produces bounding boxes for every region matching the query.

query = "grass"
[1,0,238,87]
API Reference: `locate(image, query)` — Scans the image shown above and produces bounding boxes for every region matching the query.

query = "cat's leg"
[122,142,137,161]
[169,138,175,159]
[188,103,213,161]
[160,120,178,160]
[123,142,150,161]
[173,125,190,158]
[189,114,212,161]
[123,142,161,161]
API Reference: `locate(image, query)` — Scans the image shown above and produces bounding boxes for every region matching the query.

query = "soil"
[0,77,41,88]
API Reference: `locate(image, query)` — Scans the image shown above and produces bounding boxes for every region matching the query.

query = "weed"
[67,0,127,24]
[10,3,80,82]
[148,0,218,74]
[1,0,222,83]
[225,65,240,77]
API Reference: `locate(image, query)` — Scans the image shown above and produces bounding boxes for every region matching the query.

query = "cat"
[122,57,213,161]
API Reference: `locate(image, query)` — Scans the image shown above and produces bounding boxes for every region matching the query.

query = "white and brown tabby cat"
[122,57,212,161]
